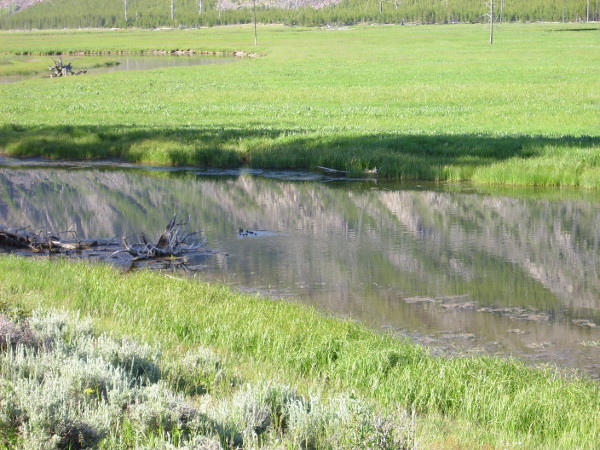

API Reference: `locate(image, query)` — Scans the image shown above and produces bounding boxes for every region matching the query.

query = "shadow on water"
[550,28,600,32]
[0,124,598,180]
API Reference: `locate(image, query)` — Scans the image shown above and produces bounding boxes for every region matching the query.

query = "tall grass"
[0,256,598,448]
[1,24,599,187]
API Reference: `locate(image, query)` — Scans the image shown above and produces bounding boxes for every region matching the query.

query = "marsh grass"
[1,24,598,187]
[0,256,598,448]
[2,124,599,186]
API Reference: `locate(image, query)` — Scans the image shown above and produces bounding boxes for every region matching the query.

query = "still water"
[0,54,234,84]
[1,159,599,378]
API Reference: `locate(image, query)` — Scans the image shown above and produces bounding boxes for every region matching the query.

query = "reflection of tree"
[377,190,600,309]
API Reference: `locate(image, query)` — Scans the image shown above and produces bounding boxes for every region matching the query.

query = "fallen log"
[0,225,88,252]
[0,216,207,266]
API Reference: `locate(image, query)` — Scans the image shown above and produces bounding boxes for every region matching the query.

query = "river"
[1,158,599,378]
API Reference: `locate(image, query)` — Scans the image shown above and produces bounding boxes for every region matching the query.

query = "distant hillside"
[0,0,47,11]
[0,0,597,29]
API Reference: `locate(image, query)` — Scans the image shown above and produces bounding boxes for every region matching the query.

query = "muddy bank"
[12,48,259,58]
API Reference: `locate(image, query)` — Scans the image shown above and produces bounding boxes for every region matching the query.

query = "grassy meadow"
[1,22,600,449]
[0,23,599,186]
[1,256,599,448]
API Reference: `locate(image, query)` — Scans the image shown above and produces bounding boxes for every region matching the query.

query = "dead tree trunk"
[1,216,206,265]
[488,0,494,45]
[123,0,129,26]
[0,225,97,253]
[112,215,205,261]
[48,57,87,78]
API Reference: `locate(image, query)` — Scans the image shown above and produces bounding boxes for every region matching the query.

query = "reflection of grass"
[1,256,599,448]
[0,54,120,77]
[0,23,599,186]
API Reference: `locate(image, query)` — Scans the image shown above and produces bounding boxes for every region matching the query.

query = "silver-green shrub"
[0,314,39,350]
[0,310,413,449]
[128,381,198,433]
[163,346,225,395]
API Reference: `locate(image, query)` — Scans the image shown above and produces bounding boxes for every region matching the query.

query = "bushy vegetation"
[0,256,599,448]
[0,308,414,448]
[0,0,599,30]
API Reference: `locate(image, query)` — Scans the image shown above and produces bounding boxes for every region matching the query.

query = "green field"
[1,256,599,448]
[1,23,600,448]
[0,23,599,186]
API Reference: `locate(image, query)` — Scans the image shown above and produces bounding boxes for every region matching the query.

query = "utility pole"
[171,0,175,21]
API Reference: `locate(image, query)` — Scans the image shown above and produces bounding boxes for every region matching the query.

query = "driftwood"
[316,166,347,174]
[316,166,378,177]
[0,225,97,253]
[48,57,87,78]
[111,215,205,261]
[0,216,207,267]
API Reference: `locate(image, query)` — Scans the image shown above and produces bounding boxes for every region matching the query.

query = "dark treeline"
[1,0,599,30]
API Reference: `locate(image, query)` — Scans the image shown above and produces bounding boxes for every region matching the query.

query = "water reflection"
[88,55,235,74]
[0,163,599,377]
[0,55,235,84]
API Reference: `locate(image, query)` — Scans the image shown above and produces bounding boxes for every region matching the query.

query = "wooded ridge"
[1,0,598,29]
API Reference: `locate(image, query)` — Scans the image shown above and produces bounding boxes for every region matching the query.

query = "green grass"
[0,255,598,448]
[0,23,599,186]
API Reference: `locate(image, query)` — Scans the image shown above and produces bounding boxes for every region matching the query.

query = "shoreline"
[0,255,598,448]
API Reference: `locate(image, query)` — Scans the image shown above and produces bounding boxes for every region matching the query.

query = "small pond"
[1,158,599,378]
[0,54,235,84]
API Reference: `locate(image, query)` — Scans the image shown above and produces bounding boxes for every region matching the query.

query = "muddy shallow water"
[1,158,599,378]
